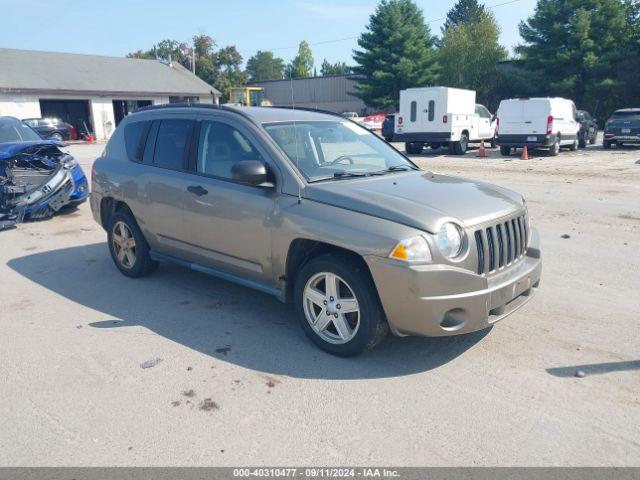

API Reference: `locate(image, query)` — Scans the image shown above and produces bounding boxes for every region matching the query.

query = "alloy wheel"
[303,272,360,344]
[112,221,137,269]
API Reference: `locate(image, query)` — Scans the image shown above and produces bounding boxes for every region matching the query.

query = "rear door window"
[124,121,149,162]
[410,101,417,122]
[428,100,435,121]
[152,119,193,170]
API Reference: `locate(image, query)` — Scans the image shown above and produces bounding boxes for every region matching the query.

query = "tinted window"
[428,100,435,121]
[196,121,263,180]
[153,119,191,169]
[124,121,148,161]
[410,101,417,122]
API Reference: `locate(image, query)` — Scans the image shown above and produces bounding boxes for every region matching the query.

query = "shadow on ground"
[8,243,490,379]
[547,360,640,378]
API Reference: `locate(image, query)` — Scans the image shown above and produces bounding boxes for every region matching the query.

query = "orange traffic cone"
[477,140,487,158]
[521,145,529,160]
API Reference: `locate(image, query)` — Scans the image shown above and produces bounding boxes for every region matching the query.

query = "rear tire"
[107,211,158,278]
[405,142,423,154]
[294,254,388,356]
[549,139,560,156]
[500,146,512,156]
[603,140,611,149]
[569,138,578,151]
[453,133,469,155]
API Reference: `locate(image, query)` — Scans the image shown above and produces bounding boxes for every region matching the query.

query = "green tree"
[443,0,487,30]
[285,41,314,78]
[320,59,352,75]
[127,39,191,69]
[213,45,248,98]
[247,51,285,81]
[517,0,636,113]
[352,0,439,109]
[439,12,507,104]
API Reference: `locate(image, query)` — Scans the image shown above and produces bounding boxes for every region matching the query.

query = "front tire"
[50,132,64,142]
[107,211,158,278]
[294,254,388,356]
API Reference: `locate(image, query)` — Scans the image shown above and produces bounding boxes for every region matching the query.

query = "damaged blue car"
[0,116,89,230]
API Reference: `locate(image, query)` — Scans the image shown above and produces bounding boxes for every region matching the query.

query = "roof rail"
[270,105,347,119]
[132,102,261,124]
[134,102,229,113]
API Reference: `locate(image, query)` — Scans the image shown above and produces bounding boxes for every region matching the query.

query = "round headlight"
[437,222,464,259]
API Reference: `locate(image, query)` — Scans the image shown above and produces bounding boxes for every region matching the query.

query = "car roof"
[133,103,341,124]
[613,108,640,113]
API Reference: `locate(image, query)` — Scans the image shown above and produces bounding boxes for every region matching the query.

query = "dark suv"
[604,108,640,148]
[90,104,541,356]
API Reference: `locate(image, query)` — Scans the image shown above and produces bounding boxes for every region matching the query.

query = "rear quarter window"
[152,119,193,170]
[124,121,149,162]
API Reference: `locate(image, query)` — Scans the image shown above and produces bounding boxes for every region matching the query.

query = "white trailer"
[394,87,497,155]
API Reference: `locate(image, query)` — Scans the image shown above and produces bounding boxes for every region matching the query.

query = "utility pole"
[192,47,196,74]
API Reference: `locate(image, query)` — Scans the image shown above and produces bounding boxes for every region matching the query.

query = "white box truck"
[394,87,497,155]
[496,97,581,156]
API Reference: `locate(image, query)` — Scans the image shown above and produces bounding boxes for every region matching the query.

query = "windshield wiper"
[369,165,416,175]
[309,171,369,183]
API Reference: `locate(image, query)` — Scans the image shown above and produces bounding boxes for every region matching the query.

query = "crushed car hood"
[0,140,64,160]
[304,170,524,233]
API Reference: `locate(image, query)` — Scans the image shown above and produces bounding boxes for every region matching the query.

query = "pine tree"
[352,0,439,109]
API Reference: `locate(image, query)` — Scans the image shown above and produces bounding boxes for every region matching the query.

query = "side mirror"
[231,160,272,187]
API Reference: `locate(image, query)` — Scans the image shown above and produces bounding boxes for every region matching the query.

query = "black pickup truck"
[603,108,640,149]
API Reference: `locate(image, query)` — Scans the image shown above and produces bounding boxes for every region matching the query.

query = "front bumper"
[365,228,542,337]
[496,134,558,148]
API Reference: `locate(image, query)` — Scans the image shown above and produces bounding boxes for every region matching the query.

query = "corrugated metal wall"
[249,74,370,114]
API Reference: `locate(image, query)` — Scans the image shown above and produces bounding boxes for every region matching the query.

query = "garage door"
[39,99,93,137]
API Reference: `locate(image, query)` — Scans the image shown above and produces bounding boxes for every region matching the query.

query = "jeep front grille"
[474,213,528,275]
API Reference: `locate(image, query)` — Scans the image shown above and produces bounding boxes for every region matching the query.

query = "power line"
[238,0,525,56]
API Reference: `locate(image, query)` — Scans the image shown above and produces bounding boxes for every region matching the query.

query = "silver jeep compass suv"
[91,104,542,356]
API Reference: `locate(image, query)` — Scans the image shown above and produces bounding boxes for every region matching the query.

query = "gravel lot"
[1,138,639,466]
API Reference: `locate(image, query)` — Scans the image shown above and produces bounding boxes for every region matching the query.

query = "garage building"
[0,48,221,140]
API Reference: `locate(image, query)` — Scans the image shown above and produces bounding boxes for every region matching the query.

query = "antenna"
[289,69,302,204]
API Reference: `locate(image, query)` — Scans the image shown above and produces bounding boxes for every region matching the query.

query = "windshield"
[263,121,417,182]
[0,118,42,143]
[611,111,640,121]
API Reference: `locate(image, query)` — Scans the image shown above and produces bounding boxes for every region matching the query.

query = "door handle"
[187,185,208,196]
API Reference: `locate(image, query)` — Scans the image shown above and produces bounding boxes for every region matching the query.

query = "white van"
[496,97,580,156]
[394,87,496,155]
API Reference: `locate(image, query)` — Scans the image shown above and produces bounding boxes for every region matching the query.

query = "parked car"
[0,116,89,230]
[90,104,542,356]
[341,112,360,120]
[603,108,640,149]
[395,87,496,155]
[496,97,580,156]
[382,115,395,142]
[577,110,598,147]
[358,113,386,132]
[22,118,72,142]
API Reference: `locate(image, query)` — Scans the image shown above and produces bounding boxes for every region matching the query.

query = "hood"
[0,140,64,160]
[304,170,524,233]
